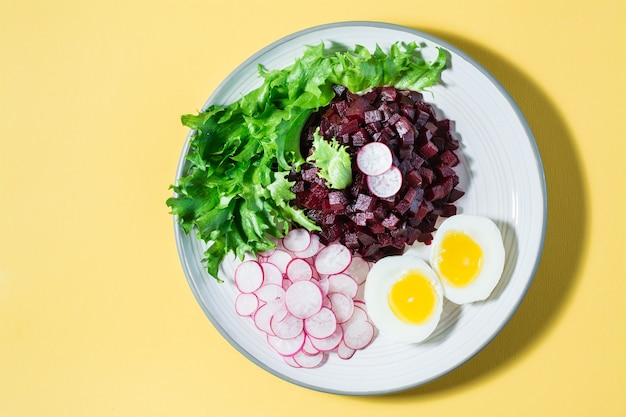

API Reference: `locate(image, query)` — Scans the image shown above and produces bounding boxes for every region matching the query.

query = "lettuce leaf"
[167,41,447,280]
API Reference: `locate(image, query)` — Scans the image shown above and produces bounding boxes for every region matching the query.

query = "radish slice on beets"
[260,262,283,286]
[294,233,321,259]
[284,280,323,319]
[234,260,264,293]
[266,249,293,274]
[266,332,306,357]
[356,142,393,176]
[328,273,359,298]
[282,228,312,252]
[315,243,352,275]
[293,350,325,368]
[235,293,259,317]
[328,292,355,324]
[304,307,337,339]
[271,313,304,340]
[367,165,403,198]
[286,258,313,282]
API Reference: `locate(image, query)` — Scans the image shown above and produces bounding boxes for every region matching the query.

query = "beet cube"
[379,87,397,102]
[354,193,376,212]
[369,222,386,235]
[418,141,439,159]
[327,191,348,210]
[364,109,383,124]
[344,232,360,249]
[382,213,400,229]
[440,149,460,167]
[337,118,360,136]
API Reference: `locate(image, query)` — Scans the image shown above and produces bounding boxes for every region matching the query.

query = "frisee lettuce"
[167,41,447,280]
[307,129,352,190]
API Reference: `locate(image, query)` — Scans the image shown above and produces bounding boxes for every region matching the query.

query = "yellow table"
[1,1,624,416]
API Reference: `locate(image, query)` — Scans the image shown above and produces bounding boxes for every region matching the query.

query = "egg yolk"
[388,270,436,324]
[436,231,483,287]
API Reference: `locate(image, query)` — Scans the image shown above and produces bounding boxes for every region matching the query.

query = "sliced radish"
[315,243,352,275]
[343,320,375,350]
[255,283,285,304]
[234,260,264,293]
[282,228,312,252]
[284,280,323,319]
[302,336,319,355]
[337,341,356,360]
[235,293,259,317]
[293,350,325,368]
[271,313,304,340]
[356,142,393,176]
[260,262,283,286]
[266,249,293,274]
[327,273,359,298]
[367,165,402,198]
[286,258,313,282]
[283,355,301,368]
[304,307,337,339]
[344,256,371,285]
[294,234,321,259]
[254,301,287,335]
[328,292,355,324]
[266,332,305,357]
[317,274,330,296]
[308,326,343,352]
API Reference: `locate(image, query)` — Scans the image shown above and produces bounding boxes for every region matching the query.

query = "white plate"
[172,22,547,395]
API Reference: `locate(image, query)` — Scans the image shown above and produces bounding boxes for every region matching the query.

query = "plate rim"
[171,20,548,396]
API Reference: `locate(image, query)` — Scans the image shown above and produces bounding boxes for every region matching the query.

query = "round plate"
[172,21,547,395]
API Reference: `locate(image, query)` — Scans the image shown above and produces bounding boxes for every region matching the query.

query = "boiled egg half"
[364,255,444,344]
[430,214,505,304]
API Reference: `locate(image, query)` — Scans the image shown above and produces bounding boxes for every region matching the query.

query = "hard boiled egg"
[429,214,505,304]
[364,255,443,344]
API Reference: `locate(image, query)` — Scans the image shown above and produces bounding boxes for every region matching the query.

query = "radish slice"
[255,283,285,304]
[343,320,375,350]
[317,275,330,296]
[286,258,313,282]
[235,293,259,317]
[260,262,283,286]
[294,234,321,259]
[356,142,393,176]
[283,355,301,368]
[266,249,293,274]
[304,307,337,339]
[337,341,356,360]
[293,350,325,368]
[328,273,359,298]
[282,228,312,252]
[234,260,264,293]
[308,326,343,352]
[267,332,305,357]
[344,256,371,285]
[271,313,304,340]
[284,280,323,319]
[302,336,319,355]
[315,243,352,275]
[367,165,402,198]
[328,292,355,324]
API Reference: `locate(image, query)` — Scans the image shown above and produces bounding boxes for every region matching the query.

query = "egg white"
[364,255,443,344]
[430,214,505,304]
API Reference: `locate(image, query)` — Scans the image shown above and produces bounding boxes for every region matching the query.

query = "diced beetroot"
[354,193,376,212]
[364,109,383,124]
[291,85,464,263]
[337,118,360,136]
[440,149,460,167]
[379,87,397,102]
[418,140,439,159]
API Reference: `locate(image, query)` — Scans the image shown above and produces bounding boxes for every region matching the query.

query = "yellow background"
[1,1,625,416]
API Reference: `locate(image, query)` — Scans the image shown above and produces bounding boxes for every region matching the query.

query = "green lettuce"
[167,41,447,280]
